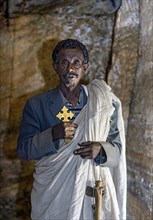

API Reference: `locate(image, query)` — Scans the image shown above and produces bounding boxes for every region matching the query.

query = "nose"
[67,62,74,72]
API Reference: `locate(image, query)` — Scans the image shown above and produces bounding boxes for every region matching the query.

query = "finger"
[81,151,92,156]
[73,148,92,155]
[65,128,75,136]
[64,122,78,128]
[74,149,83,155]
[80,154,93,159]
[66,135,74,139]
[65,127,74,132]
[73,148,87,154]
[78,141,92,146]
[71,123,78,128]
[65,131,74,139]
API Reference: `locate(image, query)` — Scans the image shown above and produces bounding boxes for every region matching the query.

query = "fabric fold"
[31,79,126,220]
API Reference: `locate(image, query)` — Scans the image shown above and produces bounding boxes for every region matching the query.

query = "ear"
[52,63,57,70]
[83,63,89,71]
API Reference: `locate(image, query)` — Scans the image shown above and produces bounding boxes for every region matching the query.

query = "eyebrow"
[60,57,83,61]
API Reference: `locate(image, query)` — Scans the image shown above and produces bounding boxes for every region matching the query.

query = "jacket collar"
[47,87,64,123]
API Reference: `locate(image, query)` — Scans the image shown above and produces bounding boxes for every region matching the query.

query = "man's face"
[53,48,88,89]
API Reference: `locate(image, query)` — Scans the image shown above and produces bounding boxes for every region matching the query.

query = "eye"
[61,60,69,67]
[73,60,82,68]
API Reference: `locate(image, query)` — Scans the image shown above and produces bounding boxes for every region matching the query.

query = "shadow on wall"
[9,38,60,132]
[37,38,60,91]
[1,39,60,219]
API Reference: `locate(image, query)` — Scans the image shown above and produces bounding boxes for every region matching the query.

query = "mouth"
[64,73,78,80]
[63,73,79,88]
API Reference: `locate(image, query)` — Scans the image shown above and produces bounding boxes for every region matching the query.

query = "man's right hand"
[52,122,78,140]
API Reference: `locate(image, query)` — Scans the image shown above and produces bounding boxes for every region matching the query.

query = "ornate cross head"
[56,106,74,122]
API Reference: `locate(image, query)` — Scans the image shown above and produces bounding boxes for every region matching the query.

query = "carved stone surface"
[0,0,152,219]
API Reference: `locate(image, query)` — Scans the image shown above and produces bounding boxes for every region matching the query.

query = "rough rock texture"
[0,2,115,133]
[108,0,139,132]
[1,0,122,17]
[0,0,152,219]
[126,0,153,219]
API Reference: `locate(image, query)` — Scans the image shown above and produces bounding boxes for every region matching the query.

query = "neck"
[60,84,81,107]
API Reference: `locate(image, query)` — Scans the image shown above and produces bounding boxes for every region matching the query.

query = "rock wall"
[126,0,153,219]
[0,2,116,133]
[0,0,152,219]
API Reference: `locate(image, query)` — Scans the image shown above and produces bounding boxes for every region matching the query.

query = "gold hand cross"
[56,106,75,144]
[56,106,74,122]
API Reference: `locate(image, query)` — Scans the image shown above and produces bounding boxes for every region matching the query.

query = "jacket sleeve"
[17,99,57,160]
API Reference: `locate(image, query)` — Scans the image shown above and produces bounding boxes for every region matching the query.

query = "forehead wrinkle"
[59,49,84,62]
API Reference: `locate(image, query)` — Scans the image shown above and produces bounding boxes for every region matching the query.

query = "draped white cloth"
[31,79,126,220]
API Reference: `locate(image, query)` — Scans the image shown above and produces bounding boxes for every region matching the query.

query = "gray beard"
[65,79,76,88]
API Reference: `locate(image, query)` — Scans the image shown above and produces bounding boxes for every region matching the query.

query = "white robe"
[31,79,127,220]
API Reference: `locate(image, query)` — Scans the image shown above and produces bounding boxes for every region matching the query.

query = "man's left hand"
[73,141,101,159]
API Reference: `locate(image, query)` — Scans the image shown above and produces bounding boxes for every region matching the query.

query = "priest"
[17,38,126,220]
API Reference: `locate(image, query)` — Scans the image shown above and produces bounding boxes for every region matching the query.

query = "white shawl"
[31,79,126,220]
